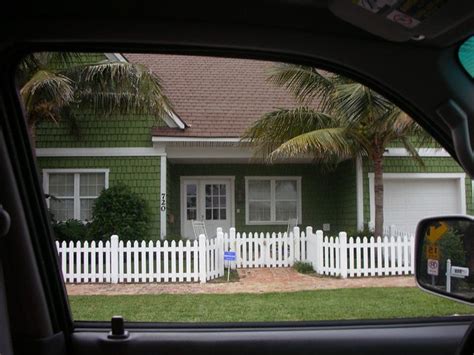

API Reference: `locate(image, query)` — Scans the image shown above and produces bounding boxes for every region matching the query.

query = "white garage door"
[383,178,463,235]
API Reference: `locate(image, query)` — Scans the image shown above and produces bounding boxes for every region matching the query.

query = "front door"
[182,178,232,239]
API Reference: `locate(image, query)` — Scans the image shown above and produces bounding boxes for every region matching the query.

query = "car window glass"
[17,52,474,322]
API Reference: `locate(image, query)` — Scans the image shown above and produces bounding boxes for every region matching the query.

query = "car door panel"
[71,321,471,355]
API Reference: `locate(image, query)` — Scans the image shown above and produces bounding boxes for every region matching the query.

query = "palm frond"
[76,61,172,118]
[20,70,74,116]
[332,83,392,124]
[399,136,425,167]
[242,107,342,156]
[267,64,335,106]
[268,127,357,163]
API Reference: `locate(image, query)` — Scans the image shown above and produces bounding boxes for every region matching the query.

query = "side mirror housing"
[415,216,474,304]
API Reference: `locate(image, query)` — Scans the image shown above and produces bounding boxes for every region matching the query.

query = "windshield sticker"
[355,0,398,14]
[355,0,448,29]
[386,9,420,28]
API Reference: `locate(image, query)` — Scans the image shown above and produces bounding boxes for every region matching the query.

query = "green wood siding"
[38,156,161,239]
[36,114,163,148]
[167,163,358,237]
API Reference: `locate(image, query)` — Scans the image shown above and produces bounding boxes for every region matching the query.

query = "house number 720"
[160,193,166,211]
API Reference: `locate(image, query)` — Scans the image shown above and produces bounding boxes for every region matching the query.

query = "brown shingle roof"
[124,54,300,138]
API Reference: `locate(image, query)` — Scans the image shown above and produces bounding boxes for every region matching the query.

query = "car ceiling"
[1,0,474,173]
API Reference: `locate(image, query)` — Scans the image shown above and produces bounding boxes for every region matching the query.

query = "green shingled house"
[36,53,473,240]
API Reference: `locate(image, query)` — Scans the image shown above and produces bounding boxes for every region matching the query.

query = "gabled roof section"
[124,54,302,138]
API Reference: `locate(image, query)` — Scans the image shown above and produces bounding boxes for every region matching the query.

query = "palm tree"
[17,52,172,146]
[243,64,426,237]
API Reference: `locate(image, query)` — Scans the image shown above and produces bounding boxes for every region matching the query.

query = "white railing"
[56,234,224,284]
[55,226,414,283]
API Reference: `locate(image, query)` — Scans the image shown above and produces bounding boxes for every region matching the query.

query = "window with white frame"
[245,177,301,224]
[43,170,109,221]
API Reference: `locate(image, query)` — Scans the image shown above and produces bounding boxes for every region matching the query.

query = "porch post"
[160,155,167,239]
[356,155,364,232]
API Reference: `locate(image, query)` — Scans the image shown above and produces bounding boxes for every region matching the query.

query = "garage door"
[383,178,463,235]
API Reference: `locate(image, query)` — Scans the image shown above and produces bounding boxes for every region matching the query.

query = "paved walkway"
[67,268,416,296]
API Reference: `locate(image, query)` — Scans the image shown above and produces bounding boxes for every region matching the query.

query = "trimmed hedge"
[88,183,150,241]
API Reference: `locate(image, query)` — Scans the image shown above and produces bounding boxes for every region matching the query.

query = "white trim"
[152,137,242,143]
[160,156,167,239]
[36,148,165,157]
[161,145,313,163]
[43,168,110,177]
[165,146,253,159]
[165,110,186,130]
[356,156,364,231]
[368,172,466,229]
[244,176,302,225]
[384,148,450,157]
[179,176,235,238]
[43,169,110,221]
[104,53,128,62]
[153,141,449,157]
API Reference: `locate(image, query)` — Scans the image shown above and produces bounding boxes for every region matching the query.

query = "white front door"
[181,178,233,239]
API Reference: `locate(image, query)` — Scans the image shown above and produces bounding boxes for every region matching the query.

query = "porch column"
[356,155,364,231]
[160,155,167,239]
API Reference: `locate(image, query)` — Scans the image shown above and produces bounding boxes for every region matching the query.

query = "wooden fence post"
[216,228,225,277]
[339,231,348,279]
[110,235,119,284]
[229,227,236,269]
[305,226,315,269]
[199,234,207,283]
[293,226,300,263]
[316,230,324,274]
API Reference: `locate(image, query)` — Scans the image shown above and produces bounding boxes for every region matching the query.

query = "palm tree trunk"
[28,121,36,148]
[373,152,384,238]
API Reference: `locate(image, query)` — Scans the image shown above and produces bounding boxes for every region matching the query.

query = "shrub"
[293,261,314,274]
[88,184,150,241]
[52,219,90,242]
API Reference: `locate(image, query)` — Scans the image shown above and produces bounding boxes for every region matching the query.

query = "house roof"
[124,54,302,138]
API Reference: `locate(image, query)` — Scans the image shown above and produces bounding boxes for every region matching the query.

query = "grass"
[69,287,474,322]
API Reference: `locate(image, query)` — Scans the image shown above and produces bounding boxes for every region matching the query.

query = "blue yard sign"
[224,251,236,261]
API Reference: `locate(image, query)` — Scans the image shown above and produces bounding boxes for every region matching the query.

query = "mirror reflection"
[418,218,474,301]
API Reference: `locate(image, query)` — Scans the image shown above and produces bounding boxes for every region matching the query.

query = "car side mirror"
[415,216,474,304]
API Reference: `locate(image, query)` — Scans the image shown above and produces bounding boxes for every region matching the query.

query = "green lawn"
[70,287,474,322]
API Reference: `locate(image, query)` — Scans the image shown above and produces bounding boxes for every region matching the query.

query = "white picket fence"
[314,231,414,278]
[55,226,414,284]
[56,234,224,284]
[223,228,309,268]
[223,227,414,277]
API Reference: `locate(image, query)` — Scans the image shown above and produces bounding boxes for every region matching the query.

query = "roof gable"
[125,54,301,138]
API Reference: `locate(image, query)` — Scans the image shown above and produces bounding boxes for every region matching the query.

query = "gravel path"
[67,268,416,296]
